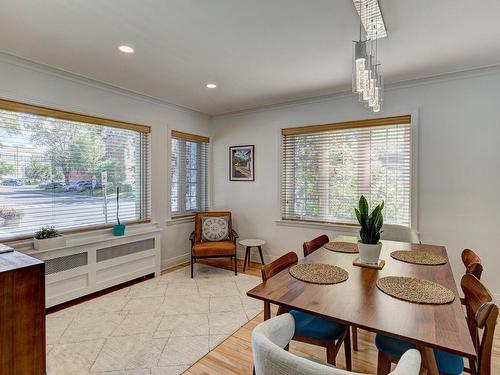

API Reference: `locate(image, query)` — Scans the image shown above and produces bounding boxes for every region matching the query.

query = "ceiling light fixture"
[206,83,217,89]
[118,45,134,54]
[352,0,386,113]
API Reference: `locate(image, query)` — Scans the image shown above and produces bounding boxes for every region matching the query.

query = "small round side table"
[239,239,266,271]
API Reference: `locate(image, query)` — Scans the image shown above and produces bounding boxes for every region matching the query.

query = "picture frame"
[229,145,255,181]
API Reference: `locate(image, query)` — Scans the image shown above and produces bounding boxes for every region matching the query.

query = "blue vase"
[113,224,125,236]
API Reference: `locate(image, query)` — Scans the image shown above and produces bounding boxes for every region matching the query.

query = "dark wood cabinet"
[0,251,46,375]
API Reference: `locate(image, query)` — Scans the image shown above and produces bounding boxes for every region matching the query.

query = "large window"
[281,116,412,226]
[170,130,208,217]
[0,100,150,241]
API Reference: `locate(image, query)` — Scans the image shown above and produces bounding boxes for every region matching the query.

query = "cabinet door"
[0,264,46,374]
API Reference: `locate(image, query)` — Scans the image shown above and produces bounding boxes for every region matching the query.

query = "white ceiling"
[1,0,500,115]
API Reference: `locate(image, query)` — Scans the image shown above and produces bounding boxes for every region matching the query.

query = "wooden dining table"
[247,235,476,375]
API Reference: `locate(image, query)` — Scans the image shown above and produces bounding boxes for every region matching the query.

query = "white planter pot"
[358,241,382,264]
[33,236,66,251]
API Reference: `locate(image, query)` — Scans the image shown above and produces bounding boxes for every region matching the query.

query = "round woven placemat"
[324,241,359,253]
[376,276,455,304]
[390,250,447,265]
[289,264,348,285]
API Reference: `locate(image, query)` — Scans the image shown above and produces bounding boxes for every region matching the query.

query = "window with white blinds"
[0,100,151,241]
[281,116,412,226]
[170,131,209,217]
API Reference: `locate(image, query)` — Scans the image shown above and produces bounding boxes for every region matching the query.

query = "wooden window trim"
[281,115,411,136]
[171,130,210,143]
[0,99,151,133]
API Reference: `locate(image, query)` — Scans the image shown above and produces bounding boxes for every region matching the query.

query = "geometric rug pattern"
[46,263,263,375]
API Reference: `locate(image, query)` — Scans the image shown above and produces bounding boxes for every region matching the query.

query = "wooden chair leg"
[417,344,439,375]
[326,342,337,366]
[377,351,392,375]
[264,302,271,321]
[191,256,194,278]
[343,328,352,371]
[352,326,358,351]
[234,254,238,275]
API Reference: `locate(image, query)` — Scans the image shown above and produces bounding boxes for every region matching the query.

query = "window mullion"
[179,140,187,215]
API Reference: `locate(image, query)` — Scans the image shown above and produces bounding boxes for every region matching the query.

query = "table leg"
[248,247,253,268]
[258,246,265,265]
[417,344,439,375]
[243,247,249,272]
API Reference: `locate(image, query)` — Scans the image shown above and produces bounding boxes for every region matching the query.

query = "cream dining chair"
[380,224,420,243]
[252,313,421,375]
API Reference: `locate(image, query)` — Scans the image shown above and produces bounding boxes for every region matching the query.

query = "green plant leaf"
[355,197,384,244]
[359,195,369,215]
[354,208,361,223]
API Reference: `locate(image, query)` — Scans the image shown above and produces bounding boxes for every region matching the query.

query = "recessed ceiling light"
[206,83,217,89]
[118,45,134,54]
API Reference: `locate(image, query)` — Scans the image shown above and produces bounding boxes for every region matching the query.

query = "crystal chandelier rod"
[352,0,384,113]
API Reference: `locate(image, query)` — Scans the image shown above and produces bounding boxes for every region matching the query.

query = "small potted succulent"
[354,195,384,264]
[113,186,125,236]
[34,226,66,250]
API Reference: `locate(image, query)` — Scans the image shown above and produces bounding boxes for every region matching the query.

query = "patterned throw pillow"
[201,216,230,242]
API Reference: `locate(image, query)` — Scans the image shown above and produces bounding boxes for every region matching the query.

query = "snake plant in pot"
[113,186,125,236]
[354,195,384,264]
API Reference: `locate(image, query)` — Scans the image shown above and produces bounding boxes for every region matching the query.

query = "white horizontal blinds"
[282,117,411,226]
[171,131,209,217]
[0,105,151,241]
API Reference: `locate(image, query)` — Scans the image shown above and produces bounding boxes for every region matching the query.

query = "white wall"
[0,54,211,269]
[211,67,500,299]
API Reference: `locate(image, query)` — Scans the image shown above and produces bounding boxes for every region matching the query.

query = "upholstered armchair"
[189,211,239,278]
[252,313,421,375]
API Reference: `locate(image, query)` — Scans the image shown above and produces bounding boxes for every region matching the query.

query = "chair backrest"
[261,252,298,282]
[461,249,483,279]
[461,274,498,375]
[194,211,232,242]
[303,234,329,257]
[252,313,421,375]
[380,224,420,243]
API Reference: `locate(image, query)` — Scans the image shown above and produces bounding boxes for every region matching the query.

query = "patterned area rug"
[46,264,263,375]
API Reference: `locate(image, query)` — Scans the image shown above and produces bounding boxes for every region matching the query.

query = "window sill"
[275,219,360,233]
[9,222,161,255]
[166,216,195,226]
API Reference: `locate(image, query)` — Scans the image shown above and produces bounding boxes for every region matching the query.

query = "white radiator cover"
[15,223,161,308]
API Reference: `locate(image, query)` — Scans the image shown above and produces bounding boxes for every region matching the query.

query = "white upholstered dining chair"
[380,224,420,243]
[252,313,421,375]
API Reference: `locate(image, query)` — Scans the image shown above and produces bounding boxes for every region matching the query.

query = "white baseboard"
[161,252,190,271]
[162,249,281,272]
[236,249,280,264]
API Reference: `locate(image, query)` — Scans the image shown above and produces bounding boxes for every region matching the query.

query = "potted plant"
[0,207,24,227]
[113,186,125,236]
[354,195,384,264]
[34,226,66,250]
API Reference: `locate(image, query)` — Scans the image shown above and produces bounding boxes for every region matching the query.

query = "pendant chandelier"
[352,0,386,113]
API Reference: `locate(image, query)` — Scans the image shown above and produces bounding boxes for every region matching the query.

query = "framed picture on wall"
[229,145,255,181]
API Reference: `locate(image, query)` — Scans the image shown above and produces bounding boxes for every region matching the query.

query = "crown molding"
[0,52,208,118]
[213,64,500,119]
[1,51,499,120]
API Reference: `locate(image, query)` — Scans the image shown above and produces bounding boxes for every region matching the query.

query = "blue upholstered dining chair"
[303,234,360,352]
[261,252,352,370]
[252,313,421,375]
[375,274,498,375]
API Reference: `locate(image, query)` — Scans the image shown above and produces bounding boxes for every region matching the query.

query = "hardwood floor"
[164,258,500,375]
